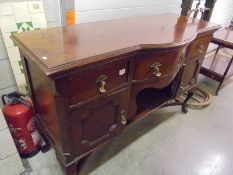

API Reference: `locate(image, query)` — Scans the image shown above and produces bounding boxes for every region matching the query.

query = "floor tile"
[0,109,7,130]
[25,76,233,175]
[0,153,24,175]
[0,128,17,159]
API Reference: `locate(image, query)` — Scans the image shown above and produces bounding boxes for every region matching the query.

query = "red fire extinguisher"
[1,91,41,158]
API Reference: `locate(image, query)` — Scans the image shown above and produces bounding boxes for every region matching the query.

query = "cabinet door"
[68,89,128,156]
[176,35,212,96]
[180,60,201,90]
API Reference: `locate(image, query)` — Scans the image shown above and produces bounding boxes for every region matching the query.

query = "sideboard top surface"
[12,13,221,77]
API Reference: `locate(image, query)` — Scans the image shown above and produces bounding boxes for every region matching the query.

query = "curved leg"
[181,91,194,113]
[182,104,189,113]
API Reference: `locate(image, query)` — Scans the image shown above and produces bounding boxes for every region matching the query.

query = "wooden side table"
[200,27,233,95]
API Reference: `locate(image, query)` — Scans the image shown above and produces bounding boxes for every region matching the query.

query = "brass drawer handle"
[95,74,108,93]
[120,110,127,125]
[197,43,204,53]
[150,62,162,77]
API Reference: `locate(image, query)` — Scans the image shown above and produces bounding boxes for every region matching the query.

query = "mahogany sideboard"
[12,13,220,175]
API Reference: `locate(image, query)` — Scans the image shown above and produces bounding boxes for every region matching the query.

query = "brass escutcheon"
[95,74,108,93]
[150,62,162,77]
[120,110,127,125]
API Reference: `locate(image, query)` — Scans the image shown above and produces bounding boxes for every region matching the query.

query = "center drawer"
[64,60,129,105]
[133,48,184,81]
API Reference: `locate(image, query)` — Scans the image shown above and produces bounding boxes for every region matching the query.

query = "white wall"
[75,0,182,23]
[75,0,233,26]
[191,0,233,52]
[0,1,61,174]
[192,0,233,27]
[0,0,61,108]
[210,0,233,27]
[43,0,62,27]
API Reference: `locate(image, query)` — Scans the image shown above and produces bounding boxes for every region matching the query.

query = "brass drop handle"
[197,43,204,53]
[150,62,162,77]
[120,110,127,125]
[95,74,108,93]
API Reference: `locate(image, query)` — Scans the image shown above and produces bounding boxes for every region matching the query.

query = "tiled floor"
[26,75,233,175]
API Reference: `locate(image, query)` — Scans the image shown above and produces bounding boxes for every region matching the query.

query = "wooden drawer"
[133,48,183,81]
[64,60,129,105]
[185,35,212,62]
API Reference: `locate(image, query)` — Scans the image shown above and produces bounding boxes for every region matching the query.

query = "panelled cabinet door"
[176,55,203,97]
[68,89,128,156]
[181,61,201,90]
[176,35,212,96]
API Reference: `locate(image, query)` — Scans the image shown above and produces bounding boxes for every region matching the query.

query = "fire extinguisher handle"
[17,98,32,108]
[1,91,28,106]
[15,91,27,97]
[1,94,7,105]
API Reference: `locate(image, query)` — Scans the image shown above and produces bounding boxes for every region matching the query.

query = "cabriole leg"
[182,91,194,113]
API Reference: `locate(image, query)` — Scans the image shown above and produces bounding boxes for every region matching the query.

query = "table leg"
[182,91,194,113]
[216,55,233,95]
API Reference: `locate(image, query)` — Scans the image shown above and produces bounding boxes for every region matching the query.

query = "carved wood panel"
[176,35,213,96]
[68,89,128,156]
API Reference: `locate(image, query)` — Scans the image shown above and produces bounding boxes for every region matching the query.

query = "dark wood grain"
[14,14,220,175]
[12,13,220,77]
[69,88,128,156]
[133,48,184,81]
[176,34,213,97]
[58,59,129,106]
